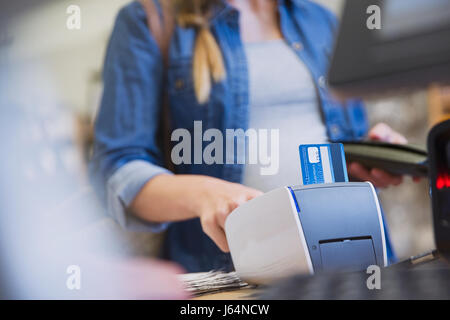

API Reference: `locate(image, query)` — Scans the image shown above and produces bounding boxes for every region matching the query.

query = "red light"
[437,173,450,190]
[437,177,444,189]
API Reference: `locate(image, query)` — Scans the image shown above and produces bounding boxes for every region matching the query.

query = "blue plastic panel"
[292,183,384,272]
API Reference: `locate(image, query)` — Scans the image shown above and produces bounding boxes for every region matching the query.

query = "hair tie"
[177,13,208,29]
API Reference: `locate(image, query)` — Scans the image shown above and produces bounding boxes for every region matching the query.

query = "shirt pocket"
[167,59,210,126]
[168,58,196,100]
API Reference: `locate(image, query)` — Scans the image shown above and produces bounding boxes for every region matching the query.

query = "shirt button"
[292,42,303,51]
[318,76,327,88]
[175,78,184,90]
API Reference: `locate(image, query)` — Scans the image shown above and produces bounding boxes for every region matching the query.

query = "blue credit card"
[298,143,348,185]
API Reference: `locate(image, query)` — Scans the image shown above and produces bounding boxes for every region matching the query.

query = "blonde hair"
[173,0,226,104]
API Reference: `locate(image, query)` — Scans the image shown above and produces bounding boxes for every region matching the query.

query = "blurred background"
[2,0,446,266]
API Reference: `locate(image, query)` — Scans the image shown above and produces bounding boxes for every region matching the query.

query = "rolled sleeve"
[89,2,172,231]
[107,160,172,232]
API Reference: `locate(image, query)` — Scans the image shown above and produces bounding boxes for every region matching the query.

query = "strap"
[140,0,175,171]
[139,0,174,66]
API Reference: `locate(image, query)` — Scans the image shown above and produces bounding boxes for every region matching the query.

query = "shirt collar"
[211,0,304,22]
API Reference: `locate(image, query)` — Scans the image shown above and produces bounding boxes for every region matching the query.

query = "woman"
[91,0,406,272]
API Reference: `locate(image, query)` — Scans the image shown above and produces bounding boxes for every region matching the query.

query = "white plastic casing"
[225,187,313,284]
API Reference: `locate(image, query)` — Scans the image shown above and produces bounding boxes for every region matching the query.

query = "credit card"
[298,143,348,185]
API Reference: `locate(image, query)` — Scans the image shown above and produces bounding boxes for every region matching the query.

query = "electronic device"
[328,0,450,98]
[428,119,450,260]
[225,182,387,284]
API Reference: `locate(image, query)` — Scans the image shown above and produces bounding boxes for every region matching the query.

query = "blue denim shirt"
[90,0,376,272]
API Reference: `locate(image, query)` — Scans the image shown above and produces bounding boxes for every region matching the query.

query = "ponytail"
[173,0,226,104]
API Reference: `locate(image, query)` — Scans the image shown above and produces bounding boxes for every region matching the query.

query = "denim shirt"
[90,0,371,272]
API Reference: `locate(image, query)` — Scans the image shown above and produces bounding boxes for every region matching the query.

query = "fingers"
[198,180,263,253]
[354,122,408,188]
[371,168,403,187]
[348,162,372,182]
[217,190,257,228]
[216,201,237,228]
[348,162,403,188]
[244,187,263,200]
[368,122,390,141]
[369,122,408,144]
[201,214,230,252]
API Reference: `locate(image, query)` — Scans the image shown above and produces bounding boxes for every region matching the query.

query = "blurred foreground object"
[0,1,187,299]
[0,68,187,299]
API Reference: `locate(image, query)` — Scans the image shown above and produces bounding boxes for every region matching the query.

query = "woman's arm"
[131,174,262,252]
[90,3,178,232]
[91,3,262,252]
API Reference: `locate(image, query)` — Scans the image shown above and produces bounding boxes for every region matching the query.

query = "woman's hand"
[131,174,263,252]
[193,176,263,252]
[348,123,408,188]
